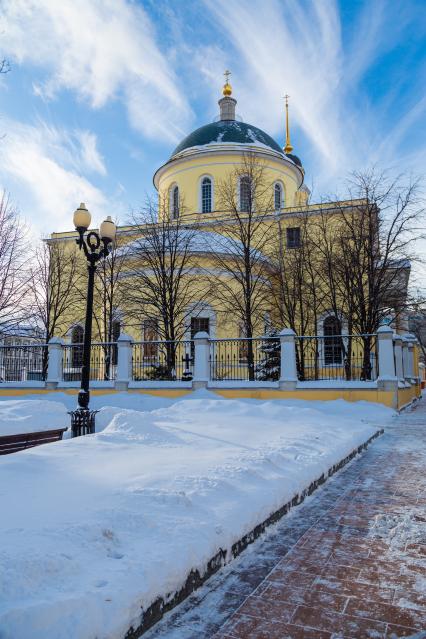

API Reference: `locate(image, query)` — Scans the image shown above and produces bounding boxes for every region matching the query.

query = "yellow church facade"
[50,76,410,354]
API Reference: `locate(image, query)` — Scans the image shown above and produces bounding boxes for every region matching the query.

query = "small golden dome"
[222,81,232,96]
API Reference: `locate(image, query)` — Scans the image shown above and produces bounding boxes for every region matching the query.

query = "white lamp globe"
[73,203,91,230]
[99,216,116,242]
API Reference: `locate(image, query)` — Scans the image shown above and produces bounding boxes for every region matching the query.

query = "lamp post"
[69,203,116,437]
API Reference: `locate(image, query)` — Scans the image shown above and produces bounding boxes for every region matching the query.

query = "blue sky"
[0,0,425,235]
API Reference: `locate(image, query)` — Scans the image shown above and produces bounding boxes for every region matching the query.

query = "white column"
[408,341,415,381]
[193,331,210,388]
[393,335,404,381]
[46,337,64,389]
[402,338,410,384]
[279,328,298,389]
[377,326,396,380]
[115,333,133,391]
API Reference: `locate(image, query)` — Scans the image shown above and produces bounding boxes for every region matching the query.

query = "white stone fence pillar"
[377,326,396,383]
[393,335,404,382]
[193,331,210,388]
[115,333,133,391]
[406,335,415,382]
[279,328,298,389]
[46,337,64,389]
[401,337,410,384]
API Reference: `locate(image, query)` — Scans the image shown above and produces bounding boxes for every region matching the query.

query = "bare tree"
[0,192,30,333]
[318,170,423,378]
[270,211,325,379]
[30,240,80,377]
[208,153,274,379]
[92,238,128,379]
[122,198,208,377]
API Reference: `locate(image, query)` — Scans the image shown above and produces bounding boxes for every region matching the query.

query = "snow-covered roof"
[119,229,269,261]
[171,120,284,157]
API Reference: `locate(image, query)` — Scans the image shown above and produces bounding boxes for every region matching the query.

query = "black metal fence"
[132,340,194,381]
[0,344,48,382]
[209,337,280,381]
[295,334,378,381]
[62,343,117,381]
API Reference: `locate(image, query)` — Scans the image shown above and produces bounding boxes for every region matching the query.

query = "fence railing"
[295,334,379,382]
[0,344,48,382]
[132,340,194,381]
[0,328,419,393]
[62,343,117,381]
[209,337,280,381]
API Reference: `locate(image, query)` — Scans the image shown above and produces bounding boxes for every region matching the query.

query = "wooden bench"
[0,428,68,455]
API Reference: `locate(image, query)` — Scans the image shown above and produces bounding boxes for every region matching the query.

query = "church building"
[51,73,410,356]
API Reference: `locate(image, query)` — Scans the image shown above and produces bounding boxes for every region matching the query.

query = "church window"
[190,317,210,358]
[190,317,210,338]
[238,325,249,362]
[111,320,120,365]
[239,176,252,212]
[286,227,300,248]
[172,185,179,219]
[274,183,282,211]
[323,316,342,365]
[143,319,159,359]
[201,177,212,213]
[71,325,84,368]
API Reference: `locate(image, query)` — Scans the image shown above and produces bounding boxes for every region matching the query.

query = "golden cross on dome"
[284,93,290,106]
[222,69,232,96]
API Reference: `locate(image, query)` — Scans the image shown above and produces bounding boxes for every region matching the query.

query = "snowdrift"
[0,391,394,639]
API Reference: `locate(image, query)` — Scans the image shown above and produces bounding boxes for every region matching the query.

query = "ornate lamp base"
[69,407,98,438]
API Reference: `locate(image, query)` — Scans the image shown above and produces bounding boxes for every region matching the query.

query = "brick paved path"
[146,400,426,639]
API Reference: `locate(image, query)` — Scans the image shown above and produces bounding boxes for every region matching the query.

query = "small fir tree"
[255,330,280,381]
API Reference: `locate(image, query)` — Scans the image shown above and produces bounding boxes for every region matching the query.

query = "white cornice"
[153,144,304,190]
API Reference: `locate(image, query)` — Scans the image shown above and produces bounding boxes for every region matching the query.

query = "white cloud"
[77,131,106,176]
[0,119,114,233]
[0,0,192,143]
[203,0,347,174]
[202,0,426,194]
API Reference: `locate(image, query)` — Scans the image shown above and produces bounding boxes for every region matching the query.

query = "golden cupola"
[218,69,237,120]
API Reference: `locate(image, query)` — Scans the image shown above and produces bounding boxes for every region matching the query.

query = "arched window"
[274,183,282,211]
[111,320,120,365]
[323,316,342,365]
[172,185,179,219]
[239,176,252,212]
[201,177,212,213]
[71,325,84,368]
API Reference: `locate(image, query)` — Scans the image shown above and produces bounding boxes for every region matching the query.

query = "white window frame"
[184,302,217,339]
[169,183,179,219]
[238,175,253,212]
[317,312,348,368]
[67,323,84,344]
[198,174,214,214]
[273,180,285,212]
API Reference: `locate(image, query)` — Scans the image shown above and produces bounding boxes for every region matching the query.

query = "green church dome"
[171,120,284,157]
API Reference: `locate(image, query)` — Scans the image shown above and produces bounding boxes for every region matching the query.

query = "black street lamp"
[69,203,116,437]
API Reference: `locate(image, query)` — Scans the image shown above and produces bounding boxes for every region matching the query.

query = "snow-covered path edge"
[125,428,384,639]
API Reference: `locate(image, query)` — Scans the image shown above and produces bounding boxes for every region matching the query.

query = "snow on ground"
[0,392,178,436]
[0,391,395,639]
[0,399,69,435]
